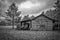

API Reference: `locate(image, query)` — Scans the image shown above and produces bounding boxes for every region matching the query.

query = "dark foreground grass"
[0,29,60,40]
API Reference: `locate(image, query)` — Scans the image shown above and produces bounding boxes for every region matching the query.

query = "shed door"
[24,23,30,30]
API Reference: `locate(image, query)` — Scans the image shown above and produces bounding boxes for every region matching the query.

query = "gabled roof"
[32,13,55,21]
[21,13,58,22]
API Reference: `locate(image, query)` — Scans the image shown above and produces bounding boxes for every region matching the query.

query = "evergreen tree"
[6,2,21,29]
[54,0,60,10]
[53,0,60,21]
[53,0,60,30]
[22,15,30,21]
[30,15,35,19]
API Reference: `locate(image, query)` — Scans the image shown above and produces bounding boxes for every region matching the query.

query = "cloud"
[0,0,26,10]
[7,0,26,4]
[0,0,57,17]
[20,1,40,9]
[18,0,47,16]
[18,1,41,10]
[0,0,9,12]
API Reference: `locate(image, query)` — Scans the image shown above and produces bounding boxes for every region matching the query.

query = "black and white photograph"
[0,0,60,40]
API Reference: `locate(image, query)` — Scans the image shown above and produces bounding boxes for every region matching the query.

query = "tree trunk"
[12,16,14,29]
[12,11,15,29]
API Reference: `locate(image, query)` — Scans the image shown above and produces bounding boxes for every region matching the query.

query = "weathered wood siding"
[31,16,53,31]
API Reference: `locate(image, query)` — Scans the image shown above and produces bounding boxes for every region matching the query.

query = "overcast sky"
[0,0,57,17]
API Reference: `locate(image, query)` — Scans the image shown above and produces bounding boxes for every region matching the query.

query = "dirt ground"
[0,29,60,40]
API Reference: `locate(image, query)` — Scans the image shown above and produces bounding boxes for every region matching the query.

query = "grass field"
[0,28,60,40]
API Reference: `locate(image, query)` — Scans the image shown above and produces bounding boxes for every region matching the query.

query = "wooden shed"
[19,14,57,31]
